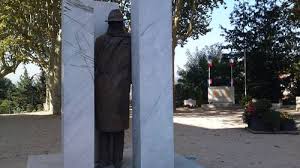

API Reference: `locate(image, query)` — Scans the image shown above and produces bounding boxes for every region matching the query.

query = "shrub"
[262,110,281,131]
[26,104,34,112]
[37,104,43,111]
[13,107,22,113]
[0,100,10,114]
[253,99,272,114]
[243,99,271,124]
[280,112,297,131]
[243,101,255,124]
[175,100,183,108]
[196,97,203,107]
[240,95,252,107]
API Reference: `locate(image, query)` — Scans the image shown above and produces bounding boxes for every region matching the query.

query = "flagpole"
[243,0,247,97]
[244,49,247,96]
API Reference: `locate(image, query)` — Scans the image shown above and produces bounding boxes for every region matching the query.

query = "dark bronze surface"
[94,9,131,168]
[105,9,125,22]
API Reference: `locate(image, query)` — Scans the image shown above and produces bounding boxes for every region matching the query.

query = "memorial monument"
[27,1,203,168]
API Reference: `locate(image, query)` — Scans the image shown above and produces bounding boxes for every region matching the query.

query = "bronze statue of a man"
[94,9,131,168]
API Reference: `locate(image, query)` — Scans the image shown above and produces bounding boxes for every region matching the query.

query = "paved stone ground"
[174,107,300,168]
[0,113,60,168]
[0,107,299,168]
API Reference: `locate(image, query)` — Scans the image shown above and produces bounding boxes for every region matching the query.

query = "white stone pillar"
[62,1,117,168]
[131,0,174,168]
[62,1,94,167]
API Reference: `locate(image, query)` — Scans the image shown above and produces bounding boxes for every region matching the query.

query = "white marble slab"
[62,1,94,167]
[131,0,174,168]
[208,86,235,104]
[62,1,118,168]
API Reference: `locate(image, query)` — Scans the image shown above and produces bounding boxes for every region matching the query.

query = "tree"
[0,68,46,113]
[0,0,61,114]
[0,78,14,100]
[222,0,300,102]
[1,0,224,114]
[32,69,47,110]
[15,68,33,111]
[176,43,234,105]
[0,53,24,79]
[0,78,17,113]
[13,68,46,112]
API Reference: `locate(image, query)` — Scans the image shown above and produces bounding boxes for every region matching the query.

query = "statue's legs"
[95,131,124,168]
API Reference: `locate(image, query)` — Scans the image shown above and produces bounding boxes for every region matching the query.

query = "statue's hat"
[106,9,124,22]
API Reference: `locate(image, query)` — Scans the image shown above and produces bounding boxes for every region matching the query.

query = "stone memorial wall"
[208,86,235,104]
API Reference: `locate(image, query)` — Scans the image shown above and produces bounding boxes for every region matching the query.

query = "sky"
[6,63,41,83]
[6,0,236,84]
[174,0,235,73]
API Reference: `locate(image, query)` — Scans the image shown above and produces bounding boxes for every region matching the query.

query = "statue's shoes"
[95,162,114,168]
[114,162,123,168]
[95,164,114,168]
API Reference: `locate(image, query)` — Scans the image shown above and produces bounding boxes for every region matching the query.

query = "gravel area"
[174,107,300,168]
[0,107,299,168]
[0,112,60,168]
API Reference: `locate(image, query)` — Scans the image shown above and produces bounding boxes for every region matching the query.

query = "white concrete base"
[27,153,204,168]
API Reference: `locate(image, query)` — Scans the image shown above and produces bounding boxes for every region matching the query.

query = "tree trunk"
[44,85,50,111]
[47,52,61,115]
[44,41,61,115]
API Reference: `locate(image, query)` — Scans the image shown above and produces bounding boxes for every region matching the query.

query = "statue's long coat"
[94,32,131,132]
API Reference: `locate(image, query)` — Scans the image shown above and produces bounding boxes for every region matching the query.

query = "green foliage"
[175,84,186,107]
[286,60,300,98]
[280,112,297,130]
[176,43,235,105]
[0,99,20,114]
[171,0,224,48]
[0,100,10,114]
[0,78,14,100]
[0,0,61,68]
[0,0,61,78]
[223,0,300,102]
[37,104,43,111]
[253,99,272,114]
[26,104,34,112]
[14,68,33,110]
[262,110,281,131]
[0,0,61,114]
[0,69,46,114]
[240,95,252,107]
